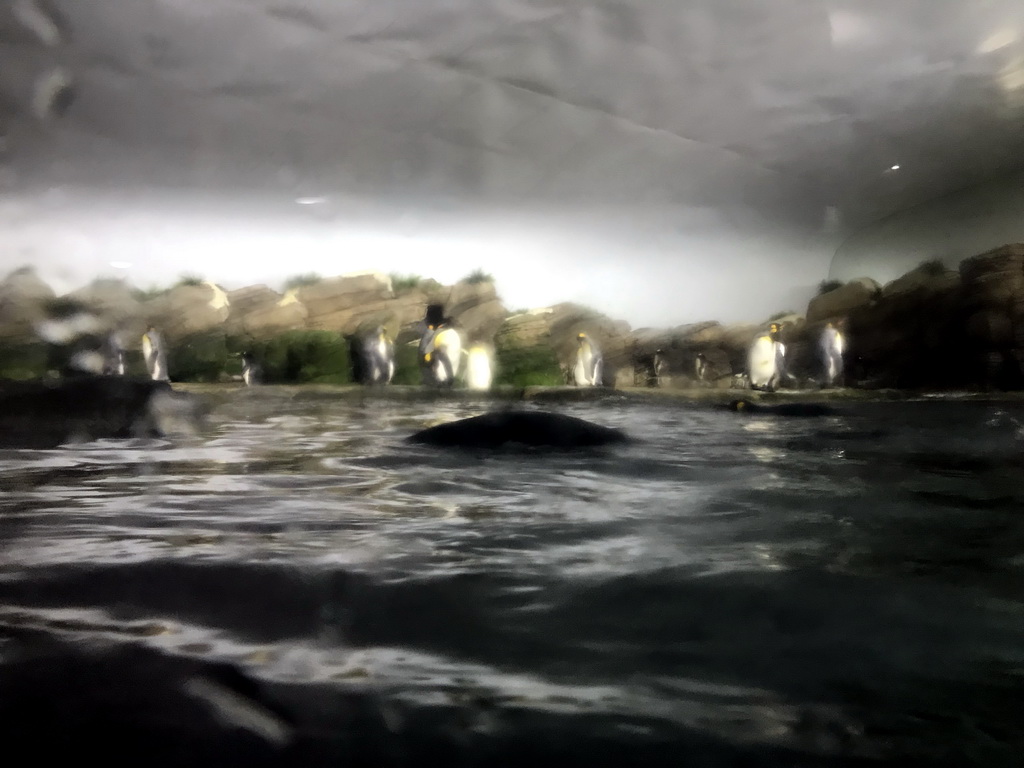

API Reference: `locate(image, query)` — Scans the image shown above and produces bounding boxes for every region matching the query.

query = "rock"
[228,287,308,337]
[0,376,203,448]
[959,244,1024,309]
[0,266,56,341]
[146,282,231,342]
[881,265,960,299]
[805,278,880,324]
[297,273,393,333]
[407,410,629,449]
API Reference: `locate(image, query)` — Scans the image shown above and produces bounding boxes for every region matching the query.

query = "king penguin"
[573,332,603,387]
[240,351,262,386]
[820,321,845,387]
[464,343,493,390]
[101,330,126,376]
[141,326,170,382]
[419,305,462,387]
[361,326,395,385]
[747,323,781,392]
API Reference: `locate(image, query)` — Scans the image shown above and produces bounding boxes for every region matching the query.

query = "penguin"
[652,349,668,387]
[418,304,462,387]
[141,326,169,382]
[573,332,603,387]
[820,321,845,387]
[747,323,782,392]
[694,352,708,385]
[464,343,493,390]
[360,326,395,385]
[240,351,262,386]
[101,330,125,376]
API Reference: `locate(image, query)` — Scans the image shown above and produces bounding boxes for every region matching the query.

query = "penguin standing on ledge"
[573,332,603,387]
[747,323,782,392]
[101,330,125,376]
[464,343,493,390]
[694,352,708,385]
[419,305,462,387]
[361,326,395,385]
[241,352,262,386]
[141,326,169,382]
[820,321,845,387]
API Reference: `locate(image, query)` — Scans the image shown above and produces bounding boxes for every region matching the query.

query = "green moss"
[247,330,351,384]
[0,342,49,380]
[175,274,205,288]
[495,345,563,387]
[817,279,843,295]
[169,332,230,382]
[283,273,322,291]
[389,273,422,293]
[918,258,947,276]
[463,269,494,285]
[389,342,422,385]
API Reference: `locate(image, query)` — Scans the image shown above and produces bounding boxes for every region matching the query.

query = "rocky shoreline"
[2,242,1024,392]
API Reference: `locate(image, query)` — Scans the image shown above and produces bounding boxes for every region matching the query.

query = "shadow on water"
[1,394,1023,765]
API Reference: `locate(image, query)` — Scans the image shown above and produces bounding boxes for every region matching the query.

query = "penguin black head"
[424,304,447,329]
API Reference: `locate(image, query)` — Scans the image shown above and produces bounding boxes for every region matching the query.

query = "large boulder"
[297,273,394,333]
[66,279,144,336]
[145,282,231,342]
[882,264,960,299]
[806,278,880,324]
[443,280,507,344]
[226,286,308,337]
[0,267,56,341]
[959,244,1024,312]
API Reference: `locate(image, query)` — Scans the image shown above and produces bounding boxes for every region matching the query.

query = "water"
[1,390,1023,765]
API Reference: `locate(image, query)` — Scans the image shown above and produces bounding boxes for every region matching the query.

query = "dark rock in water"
[0,376,203,448]
[724,399,834,417]
[408,410,629,449]
[0,637,295,767]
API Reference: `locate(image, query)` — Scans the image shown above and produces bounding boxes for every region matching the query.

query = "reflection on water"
[1,392,1023,764]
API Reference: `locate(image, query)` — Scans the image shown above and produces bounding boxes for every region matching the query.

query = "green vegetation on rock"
[389,273,422,293]
[494,346,563,387]
[390,341,422,385]
[169,332,230,382]
[464,269,494,285]
[918,258,947,276]
[0,342,49,380]
[244,330,351,384]
[283,273,322,291]
[175,274,205,288]
[817,279,844,295]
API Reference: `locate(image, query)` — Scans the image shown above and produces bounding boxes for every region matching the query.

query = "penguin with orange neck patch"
[418,304,462,387]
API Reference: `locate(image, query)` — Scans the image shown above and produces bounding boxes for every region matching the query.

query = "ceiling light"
[888,164,900,171]
[295,196,327,205]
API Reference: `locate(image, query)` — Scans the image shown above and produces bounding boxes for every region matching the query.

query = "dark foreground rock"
[407,410,630,449]
[0,376,205,448]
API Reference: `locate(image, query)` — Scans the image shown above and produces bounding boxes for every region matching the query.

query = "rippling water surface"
[1,390,1023,765]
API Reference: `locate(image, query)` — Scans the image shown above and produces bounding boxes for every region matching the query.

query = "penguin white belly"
[574,348,594,386]
[465,347,492,390]
[748,337,777,388]
[433,328,462,381]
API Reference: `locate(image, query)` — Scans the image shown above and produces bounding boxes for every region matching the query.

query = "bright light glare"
[978,28,1018,54]
[295,196,327,206]
[889,164,901,171]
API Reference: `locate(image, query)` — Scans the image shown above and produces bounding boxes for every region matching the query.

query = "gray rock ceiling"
[2,0,1024,236]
